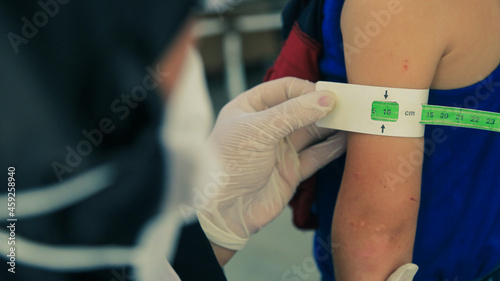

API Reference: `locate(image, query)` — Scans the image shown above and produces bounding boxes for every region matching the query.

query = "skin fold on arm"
[331,0,450,280]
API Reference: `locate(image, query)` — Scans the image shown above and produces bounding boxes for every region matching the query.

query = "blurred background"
[194,1,321,280]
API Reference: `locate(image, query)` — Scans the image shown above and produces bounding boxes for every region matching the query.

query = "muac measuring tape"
[315,81,500,137]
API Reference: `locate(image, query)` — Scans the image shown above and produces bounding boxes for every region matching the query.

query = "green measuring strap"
[420,105,500,132]
[370,102,500,133]
[371,101,399,122]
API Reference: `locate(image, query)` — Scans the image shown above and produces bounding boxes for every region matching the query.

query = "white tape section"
[315,81,429,137]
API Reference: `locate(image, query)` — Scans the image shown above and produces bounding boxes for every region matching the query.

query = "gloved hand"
[387,263,419,281]
[197,77,346,250]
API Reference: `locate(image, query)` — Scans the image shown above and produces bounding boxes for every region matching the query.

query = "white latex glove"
[197,77,347,250]
[387,263,419,281]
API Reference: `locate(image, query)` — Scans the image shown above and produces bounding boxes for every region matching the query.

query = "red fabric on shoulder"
[264,22,322,229]
[264,23,321,82]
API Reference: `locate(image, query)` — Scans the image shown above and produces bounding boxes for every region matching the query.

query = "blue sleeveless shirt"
[314,0,500,280]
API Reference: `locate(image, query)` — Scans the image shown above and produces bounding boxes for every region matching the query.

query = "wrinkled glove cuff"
[197,210,248,251]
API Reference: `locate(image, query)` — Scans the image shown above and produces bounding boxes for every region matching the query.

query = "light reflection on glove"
[197,77,347,250]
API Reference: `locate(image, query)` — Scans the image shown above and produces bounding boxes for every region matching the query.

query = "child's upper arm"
[331,0,450,279]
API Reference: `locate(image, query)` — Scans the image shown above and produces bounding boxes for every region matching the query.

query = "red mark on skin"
[354,172,359,179]
[403,59,409,71]
[410,197,418,203]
